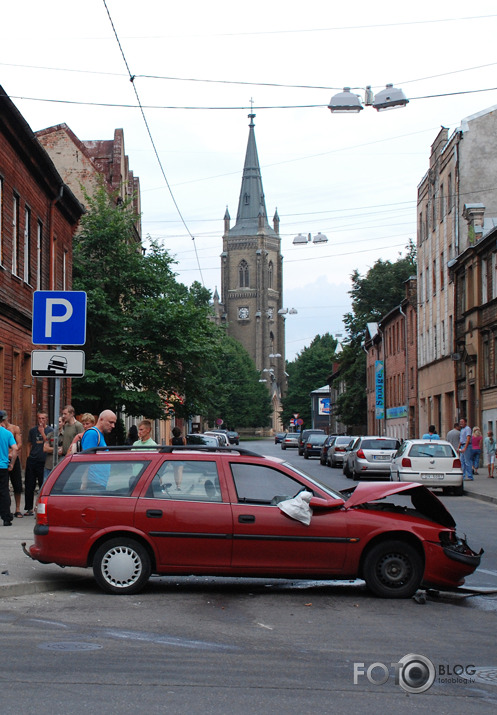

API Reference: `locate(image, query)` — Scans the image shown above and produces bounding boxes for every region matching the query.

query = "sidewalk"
[0,514,88,597]
[1,476,496,598]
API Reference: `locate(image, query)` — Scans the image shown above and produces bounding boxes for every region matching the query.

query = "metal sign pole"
[52,346,62,468]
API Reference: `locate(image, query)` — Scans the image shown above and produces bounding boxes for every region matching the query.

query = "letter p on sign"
[32,291,87,346]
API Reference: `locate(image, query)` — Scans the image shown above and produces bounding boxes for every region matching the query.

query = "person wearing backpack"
[69,413,96,454]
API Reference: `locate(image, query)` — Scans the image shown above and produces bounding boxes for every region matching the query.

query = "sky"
[2,1,497,359]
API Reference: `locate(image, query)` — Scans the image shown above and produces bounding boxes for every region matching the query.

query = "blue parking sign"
[32,291,87,346]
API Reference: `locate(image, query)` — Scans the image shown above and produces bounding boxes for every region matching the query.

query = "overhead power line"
[101,0,205,285]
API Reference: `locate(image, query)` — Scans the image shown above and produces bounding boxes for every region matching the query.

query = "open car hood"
[341,481,456,528]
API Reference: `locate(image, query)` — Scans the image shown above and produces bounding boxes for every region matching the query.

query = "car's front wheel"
[363,540,423,598]
[93,538,151,595]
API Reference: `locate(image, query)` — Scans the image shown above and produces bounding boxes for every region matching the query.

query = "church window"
[268,261,274,289]
[239,260,249,287]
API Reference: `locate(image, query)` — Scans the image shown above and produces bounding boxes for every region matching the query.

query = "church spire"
[230,113,275,236]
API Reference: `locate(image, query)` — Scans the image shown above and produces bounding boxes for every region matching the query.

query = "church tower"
[220,114,285,430]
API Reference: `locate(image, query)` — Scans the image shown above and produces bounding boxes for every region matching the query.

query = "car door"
[227,461,349,574]
[134,457,233,569]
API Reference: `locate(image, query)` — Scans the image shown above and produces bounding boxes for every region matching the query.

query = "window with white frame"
[12,194,20,276]
[23,206,31,284]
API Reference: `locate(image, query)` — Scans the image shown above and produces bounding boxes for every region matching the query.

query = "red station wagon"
[27,446,482,597]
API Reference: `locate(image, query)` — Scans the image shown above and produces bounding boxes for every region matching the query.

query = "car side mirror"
[309,496,345,509]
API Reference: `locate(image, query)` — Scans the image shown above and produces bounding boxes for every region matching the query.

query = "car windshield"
[281,463,343,500]
[361,439,399,450]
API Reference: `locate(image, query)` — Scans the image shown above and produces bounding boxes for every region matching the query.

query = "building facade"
[0,88,83,463]
[453,209,497,434]
[417,105,497,437]
[217,114,285,431]
[36,124,141,241]
[365,278,418,440]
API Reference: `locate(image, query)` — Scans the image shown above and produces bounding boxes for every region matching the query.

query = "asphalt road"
[0,439,496,714]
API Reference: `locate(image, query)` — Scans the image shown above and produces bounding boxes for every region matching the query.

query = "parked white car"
[390,439,464,496]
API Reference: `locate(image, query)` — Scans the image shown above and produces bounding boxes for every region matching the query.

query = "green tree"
[71,186,220,419]
[334,241,417,426]
[281,333,338,429]
[203,334,272,429]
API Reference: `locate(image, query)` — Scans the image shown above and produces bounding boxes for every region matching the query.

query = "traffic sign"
[31,350,85,378]
[32,291,87,346]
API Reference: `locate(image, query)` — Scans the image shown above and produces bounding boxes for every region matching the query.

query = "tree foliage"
[281,333,338,429]
[71,186,220,419]
[203,334,272,429]
[333,241,417,426]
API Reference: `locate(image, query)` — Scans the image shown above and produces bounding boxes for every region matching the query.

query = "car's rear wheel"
[304,451,309,459]
[448,484,464,496]
[93,538,151,595]
[363,540,423,598]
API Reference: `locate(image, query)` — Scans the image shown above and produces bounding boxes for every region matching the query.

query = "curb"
[464,489,497,506]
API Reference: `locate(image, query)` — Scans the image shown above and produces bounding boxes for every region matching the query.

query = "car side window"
[50,460,150,496]
[230,463,306,505]
[150,460,222,502]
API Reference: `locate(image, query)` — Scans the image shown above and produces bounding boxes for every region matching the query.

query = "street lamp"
[328,84,408,113]
[293,232,328,245]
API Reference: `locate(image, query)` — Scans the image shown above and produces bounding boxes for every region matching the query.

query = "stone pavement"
[1,475,496,598]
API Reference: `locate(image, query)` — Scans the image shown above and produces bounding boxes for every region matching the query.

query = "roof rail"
[78,445,263,457]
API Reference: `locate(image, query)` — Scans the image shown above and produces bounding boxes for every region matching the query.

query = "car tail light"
[357,449,365,459]
[401,457,412,467]
[36,497,48,526]
[453,458,461,468]
[336,447,345,452]
[306,442,312,448]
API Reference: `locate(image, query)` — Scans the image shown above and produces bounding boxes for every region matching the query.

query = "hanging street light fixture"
[328,84,408,114]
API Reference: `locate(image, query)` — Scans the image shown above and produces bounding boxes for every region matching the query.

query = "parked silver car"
[342,437,361,478]
[281,433,299,450]
[327,436,356,467]
[348,436,401,480]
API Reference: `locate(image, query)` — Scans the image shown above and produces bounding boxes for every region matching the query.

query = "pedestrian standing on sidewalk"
[43,417,64,482]
[459,417,473,481]
[0,410,18,526]
[61,405,83,456]
[471,427,483,475]
[4,414,23,517]
[446,423,461,452]
[483,430,496,478]
[24,412,53,515]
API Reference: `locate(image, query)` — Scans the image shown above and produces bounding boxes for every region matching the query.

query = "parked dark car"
[274,432,286,444]
[303,433,328,459]
[320,435,337,465]
[298,429,325,456]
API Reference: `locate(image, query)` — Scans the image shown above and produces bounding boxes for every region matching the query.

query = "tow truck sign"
[31,350,85,378]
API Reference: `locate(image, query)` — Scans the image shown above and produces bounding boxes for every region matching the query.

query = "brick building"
[36,124,141,241]
[417,105,497,436]
[0,88,83,463]
[453,208,497,434]
[365,278,418,440]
